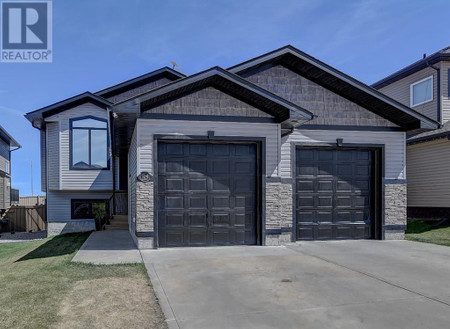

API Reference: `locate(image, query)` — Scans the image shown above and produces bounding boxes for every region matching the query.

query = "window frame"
[410,75,434,107]
[5,160,9,174]
[69,116,110,170]
[71,199,108,220]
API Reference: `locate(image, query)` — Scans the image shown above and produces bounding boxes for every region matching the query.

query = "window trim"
[69,116,110,170]
[410,75,434,107]
[71,199,108,220]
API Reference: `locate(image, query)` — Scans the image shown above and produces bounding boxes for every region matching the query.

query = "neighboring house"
[372,46,450,219]
[25,46,438,248]
[0,125,21,210]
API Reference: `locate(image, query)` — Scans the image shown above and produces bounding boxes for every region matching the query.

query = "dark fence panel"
[1,205,46,233]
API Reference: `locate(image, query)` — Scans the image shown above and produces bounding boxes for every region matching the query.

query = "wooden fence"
[19,195,46,206]
[1,205,46,233]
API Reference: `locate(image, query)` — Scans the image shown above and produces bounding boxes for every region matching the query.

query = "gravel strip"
[0,231,47,243]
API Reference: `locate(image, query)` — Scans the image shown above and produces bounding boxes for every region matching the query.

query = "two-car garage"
[156,140,380,247]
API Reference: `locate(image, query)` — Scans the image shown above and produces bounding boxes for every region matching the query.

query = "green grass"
[0,233,166,329]
[406,220,450,247]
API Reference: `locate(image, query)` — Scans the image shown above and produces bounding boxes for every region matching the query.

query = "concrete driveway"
[141,241,450,329]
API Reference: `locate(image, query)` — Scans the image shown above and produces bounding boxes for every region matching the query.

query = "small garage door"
[157,141,258,247]
[295,148,375,240]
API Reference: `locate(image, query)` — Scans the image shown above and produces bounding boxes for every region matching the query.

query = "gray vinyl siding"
[0,175,10,209]
[283,129,406,180]
[128,127,137,232]
[45,103,113,191]
[441,61,450,123]
[378,66,438,121]
[47,191,112,221]
[137,119,280,177]
[46,122,60,190]
[40,130,47,192]
[407,139,450,207]
[244,65,398,127]
[143,87,273,118]
[0,138,10,173]
[105,77,172,104]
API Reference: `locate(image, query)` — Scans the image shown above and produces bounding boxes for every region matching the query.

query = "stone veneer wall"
[265,179,293,245]
[136,180,154,232]
[384,180,407,240]
[134,180,155,249]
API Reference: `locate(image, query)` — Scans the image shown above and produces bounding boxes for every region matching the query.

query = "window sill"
[411,98,434,107]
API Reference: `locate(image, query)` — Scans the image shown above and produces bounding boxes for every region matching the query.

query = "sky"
[0,0,449,196]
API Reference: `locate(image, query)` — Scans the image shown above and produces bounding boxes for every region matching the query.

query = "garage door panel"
[188,160,207,174]
[158,141,257,247]
[188,213,208,226]
[189,178,207,191]
[296,148,374,241]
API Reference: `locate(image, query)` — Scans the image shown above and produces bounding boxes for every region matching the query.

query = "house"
[372,46,450,219]
[0,125,21,210]
[25,46,438,248]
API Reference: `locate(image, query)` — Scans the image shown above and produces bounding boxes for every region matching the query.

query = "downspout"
[428,63,441,123]
[108,108,116,216]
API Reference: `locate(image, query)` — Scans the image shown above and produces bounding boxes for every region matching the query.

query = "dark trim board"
[148,133,267,248]
[291,142,385,241]
[408,207,450,219]
[298,125,404,132]
[140,113,276,123]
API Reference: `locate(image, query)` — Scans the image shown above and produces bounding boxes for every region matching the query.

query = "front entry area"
[295,147,379,240]
[157,141,259,247]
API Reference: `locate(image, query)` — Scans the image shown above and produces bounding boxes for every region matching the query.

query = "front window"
[410,76,433,107]
[71,199,107,219]
[70,117,108,169]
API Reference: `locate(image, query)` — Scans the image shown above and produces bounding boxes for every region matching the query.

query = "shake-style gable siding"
[282,129,406,179]
[104,77,172,103]
[138,119,280,177]
[378,66,438,121]
[143,87,273,118]
[407,139,450,207]
[45,103,112,191]
[244,65,399,127]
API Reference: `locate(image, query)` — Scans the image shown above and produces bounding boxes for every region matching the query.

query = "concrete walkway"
[72,230,142,265]
[142,241,450,329]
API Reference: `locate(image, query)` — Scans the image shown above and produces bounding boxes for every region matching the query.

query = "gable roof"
[0,124,21,148]
[25,92,112,128]
[113,66,314,122]
[95,67,185,98]
[372,46,450,89]
[229,45,439,132]
[111,66,314,156]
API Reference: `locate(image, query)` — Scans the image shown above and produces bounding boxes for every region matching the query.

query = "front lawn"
[0,233,167,329]
[405,220,450,247]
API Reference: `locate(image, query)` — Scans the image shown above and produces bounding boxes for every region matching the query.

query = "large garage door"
[157,141,258,247]
[295,148,375,240]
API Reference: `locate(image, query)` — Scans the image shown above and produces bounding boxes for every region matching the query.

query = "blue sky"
[0,0,449,196]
